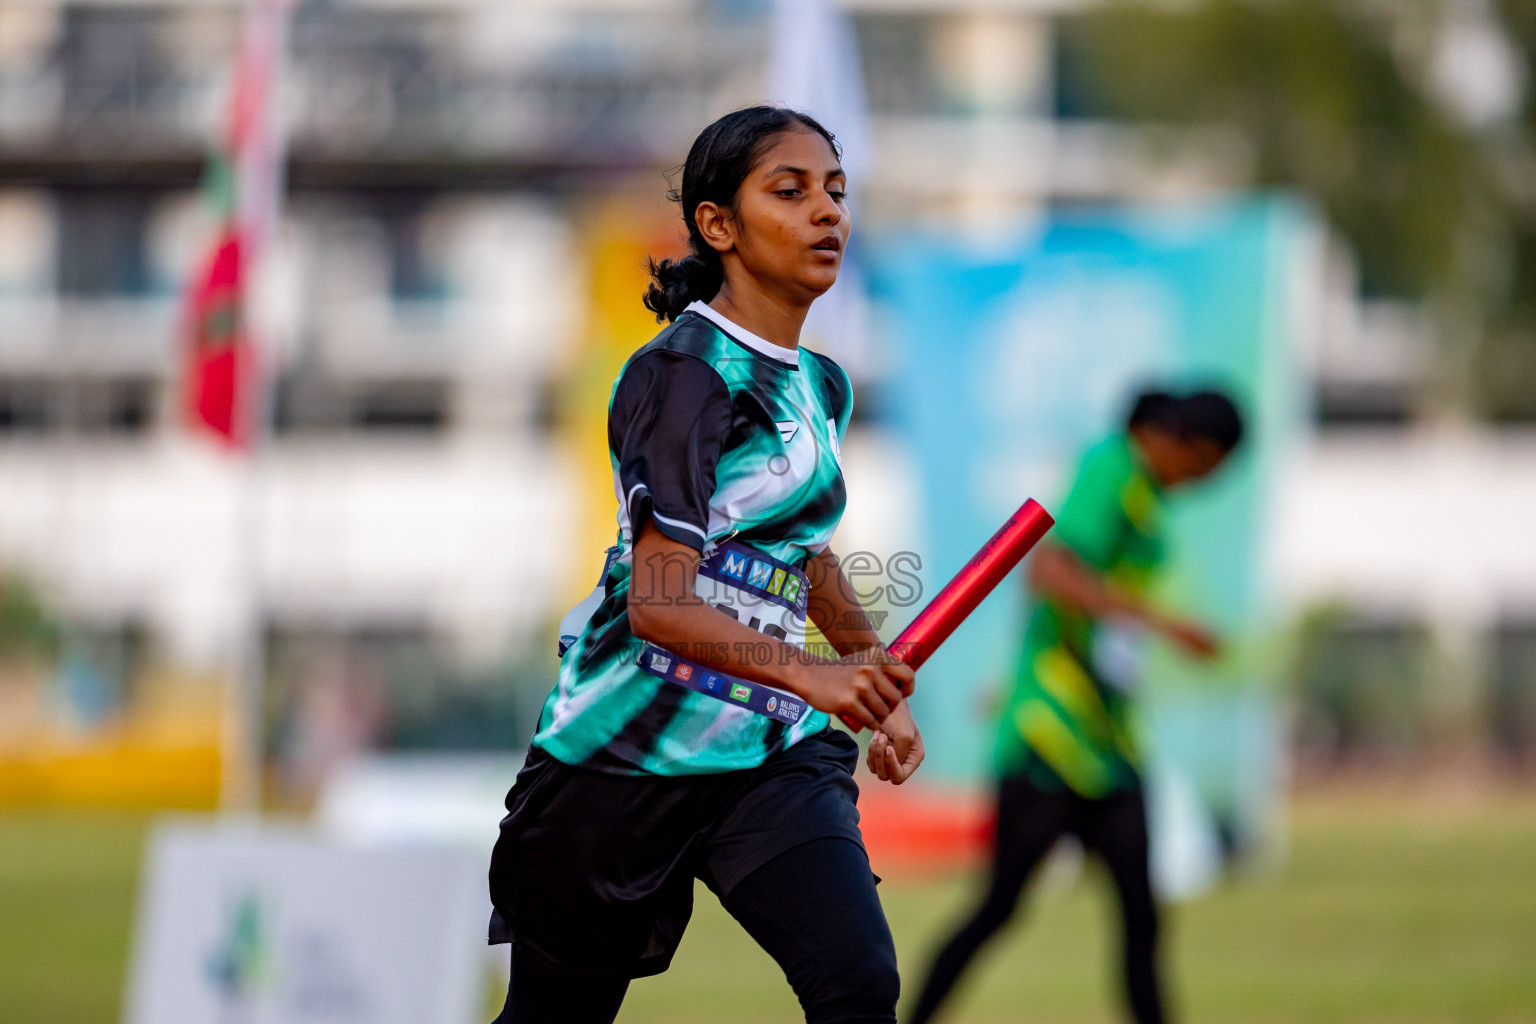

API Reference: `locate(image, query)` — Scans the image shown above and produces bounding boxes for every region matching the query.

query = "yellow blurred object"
[0,738,221,810]
[560,197,685,603]
[0,668,224,809]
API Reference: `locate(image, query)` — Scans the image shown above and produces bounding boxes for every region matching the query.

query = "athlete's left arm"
[806,549,925,784]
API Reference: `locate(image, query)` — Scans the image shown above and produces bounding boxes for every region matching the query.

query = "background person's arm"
[1028,543,1219,659]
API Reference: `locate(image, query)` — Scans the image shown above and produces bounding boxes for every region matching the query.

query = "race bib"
[639,540,811,725]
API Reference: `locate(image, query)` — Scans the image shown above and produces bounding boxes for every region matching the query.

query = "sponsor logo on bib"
[765,695,778,713]
[730,683,752,703]
[676,664,692,681]
[721,549,750,580]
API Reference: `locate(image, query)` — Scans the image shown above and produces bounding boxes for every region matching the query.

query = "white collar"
[684,300,799,368]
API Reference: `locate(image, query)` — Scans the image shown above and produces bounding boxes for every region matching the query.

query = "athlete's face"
[698,128,850,304]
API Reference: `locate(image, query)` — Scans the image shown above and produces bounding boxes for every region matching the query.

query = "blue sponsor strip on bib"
[697,540,809,617]
[639,642,806,725]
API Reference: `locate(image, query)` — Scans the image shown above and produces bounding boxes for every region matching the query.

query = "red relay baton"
[841,498,1055,731]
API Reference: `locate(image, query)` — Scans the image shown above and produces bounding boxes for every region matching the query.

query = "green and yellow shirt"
[997,434,1166,797]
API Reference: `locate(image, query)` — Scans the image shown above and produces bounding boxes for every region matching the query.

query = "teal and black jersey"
[532,301,853,775]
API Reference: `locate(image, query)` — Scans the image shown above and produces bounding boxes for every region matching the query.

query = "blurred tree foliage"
[1059,0,1536,420]
[0,574,60,663]
[1484,0,1536,419]
[1289,602,1436,763]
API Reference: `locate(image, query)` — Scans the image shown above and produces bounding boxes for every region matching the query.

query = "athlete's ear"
[694,201,736,254]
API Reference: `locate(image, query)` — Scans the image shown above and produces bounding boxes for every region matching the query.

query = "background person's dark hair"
[1127,387,1245,452]
[1127,390,1182,435]
[643,106,840,323]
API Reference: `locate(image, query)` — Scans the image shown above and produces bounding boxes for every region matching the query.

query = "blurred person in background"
[907,389,1245,1024]
[487,106,923,1024]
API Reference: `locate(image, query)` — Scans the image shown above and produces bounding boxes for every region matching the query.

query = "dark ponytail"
[1127,386,1245,452]
[644,106,840,322]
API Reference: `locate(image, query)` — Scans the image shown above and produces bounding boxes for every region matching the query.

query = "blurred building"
[0,0,1530,780]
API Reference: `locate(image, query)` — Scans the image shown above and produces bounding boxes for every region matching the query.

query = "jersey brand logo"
[776,420,799,444]
[730,683,752,702]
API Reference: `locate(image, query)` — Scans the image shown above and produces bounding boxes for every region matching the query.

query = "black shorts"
[487,727,866,980]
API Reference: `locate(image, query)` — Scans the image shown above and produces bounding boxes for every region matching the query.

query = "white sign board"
[125,823,486,1024]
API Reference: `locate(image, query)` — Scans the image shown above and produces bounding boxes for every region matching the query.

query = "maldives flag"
[184,229,248,444]
[182,0,287,448]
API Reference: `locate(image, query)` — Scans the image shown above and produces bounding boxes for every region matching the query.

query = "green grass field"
[4,793,1535,1023]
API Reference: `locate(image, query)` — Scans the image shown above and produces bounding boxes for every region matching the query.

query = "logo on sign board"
[206,888,273,1004]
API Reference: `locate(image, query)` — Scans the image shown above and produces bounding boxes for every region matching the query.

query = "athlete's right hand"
[843,644,916,697]
[792,661,908,732]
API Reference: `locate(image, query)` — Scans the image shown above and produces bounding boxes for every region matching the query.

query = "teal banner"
[870,197,1309,858]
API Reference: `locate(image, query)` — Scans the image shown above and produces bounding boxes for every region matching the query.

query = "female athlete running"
[488,106,924,1024]
[907,388,1244,1024]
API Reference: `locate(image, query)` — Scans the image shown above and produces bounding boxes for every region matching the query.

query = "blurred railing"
[0,6,738,172]
[0,296,177,373]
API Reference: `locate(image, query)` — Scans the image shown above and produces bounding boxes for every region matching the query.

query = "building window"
[855,14,943,116]
[272,372,449,435]
[1491,622,1536,767]
[0,378,158,436]
[264,623,538,796]
[56,190,153,296]
[1292,612,1435,765]
[0,378,52,432]
[58,5,172,122]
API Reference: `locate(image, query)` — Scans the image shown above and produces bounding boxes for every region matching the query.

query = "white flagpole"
[220,0,291,814]
[767,0,874,376]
